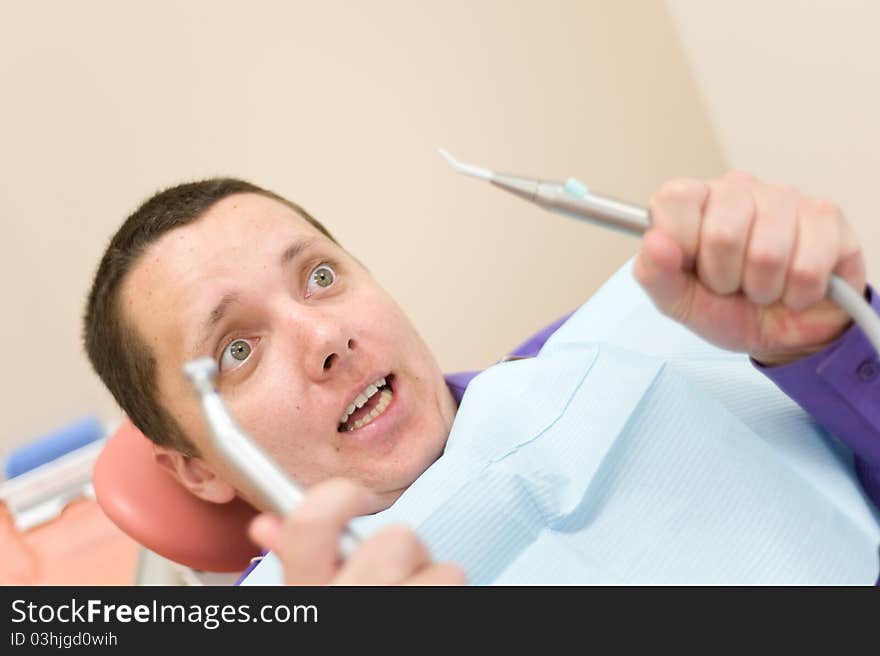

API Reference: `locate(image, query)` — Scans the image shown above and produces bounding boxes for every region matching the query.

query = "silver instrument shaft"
[183,357,361,558]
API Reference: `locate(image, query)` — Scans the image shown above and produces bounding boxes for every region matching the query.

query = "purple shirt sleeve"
[752,284,880,510]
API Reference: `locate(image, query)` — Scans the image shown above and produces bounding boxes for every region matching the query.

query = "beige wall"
[0,1,724,460]
[666,0,880,278]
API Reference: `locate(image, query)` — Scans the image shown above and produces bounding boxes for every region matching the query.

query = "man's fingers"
[698,172,757,295]
[641,170,867,359]
[333,526,468,585]
[334,524,431,585]
[648,177,708,262]
[277,478,377,585]
[782,198,841,311]
[832,223,867,297]
[248,513,283,553]
[634,228,695,323]
[255,482,467,587]
[742,184,798,305]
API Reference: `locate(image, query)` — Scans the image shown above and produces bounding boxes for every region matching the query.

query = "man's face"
[122,193,457,511]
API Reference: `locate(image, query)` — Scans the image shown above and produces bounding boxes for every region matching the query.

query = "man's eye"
[219,338,256,372]
[307,264,336,295]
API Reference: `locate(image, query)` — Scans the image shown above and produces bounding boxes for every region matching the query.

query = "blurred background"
[1,0,877,470]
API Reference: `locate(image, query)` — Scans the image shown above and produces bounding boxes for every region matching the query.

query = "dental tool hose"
[439,149,880,359]
[183,357,362,559]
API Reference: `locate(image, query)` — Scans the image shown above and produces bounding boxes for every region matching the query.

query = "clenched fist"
[634,171,867,366]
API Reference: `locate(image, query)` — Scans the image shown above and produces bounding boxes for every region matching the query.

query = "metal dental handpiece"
[439,149,880,358]
[183,357,362,559]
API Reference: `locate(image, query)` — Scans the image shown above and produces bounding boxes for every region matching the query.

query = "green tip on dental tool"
[563,178,590,198]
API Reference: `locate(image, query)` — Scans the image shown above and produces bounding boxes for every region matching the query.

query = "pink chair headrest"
[93,420,260,573]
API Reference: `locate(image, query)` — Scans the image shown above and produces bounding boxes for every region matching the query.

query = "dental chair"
[0,417,141,585]
[92,420,260,583]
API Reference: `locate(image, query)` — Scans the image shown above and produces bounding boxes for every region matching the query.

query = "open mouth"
[337,374,395,432]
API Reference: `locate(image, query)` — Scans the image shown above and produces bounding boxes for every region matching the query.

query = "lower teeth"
[346,389,392,431]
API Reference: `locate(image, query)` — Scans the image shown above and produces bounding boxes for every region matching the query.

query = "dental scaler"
[183,357,362,558]
[439,149,880,358]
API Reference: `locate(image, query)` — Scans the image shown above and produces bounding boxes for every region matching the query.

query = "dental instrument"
[439,149,880,358]
[183,357,362,558]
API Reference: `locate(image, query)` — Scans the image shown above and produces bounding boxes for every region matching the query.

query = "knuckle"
[801,196,842,222]
[746,245,786,271]
[724,169,756,186]
[704,224,741,252]
[662,178,704,201]
[772,183,799,199]
[813,197,842,218]
[651,178,706,210]
[788,264,824,291]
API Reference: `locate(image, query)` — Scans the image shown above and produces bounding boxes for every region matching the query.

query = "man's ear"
[152,445,237,504]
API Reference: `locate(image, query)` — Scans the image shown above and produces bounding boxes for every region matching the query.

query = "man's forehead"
[120,192,327,351]
[206,192,304,225]
[176,192,319,247]
[135,193,323,275]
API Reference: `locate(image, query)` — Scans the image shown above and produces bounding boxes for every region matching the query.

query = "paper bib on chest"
[245,259,879,585]
[350,259,880,584]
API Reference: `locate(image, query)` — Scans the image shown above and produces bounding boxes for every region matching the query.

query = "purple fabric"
[752,284,880,512]
[234,557,262,585]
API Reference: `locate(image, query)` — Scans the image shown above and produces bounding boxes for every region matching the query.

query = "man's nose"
[319,337,356,376]
[295,311,356,381]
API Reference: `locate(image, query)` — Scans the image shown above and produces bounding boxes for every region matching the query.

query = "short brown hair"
[83,178,337,455]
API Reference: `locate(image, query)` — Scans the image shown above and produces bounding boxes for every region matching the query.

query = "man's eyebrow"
[279,237,320,268]
[192,292,241,357]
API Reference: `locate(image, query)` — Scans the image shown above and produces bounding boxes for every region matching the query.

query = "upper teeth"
[339,377,386,425]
